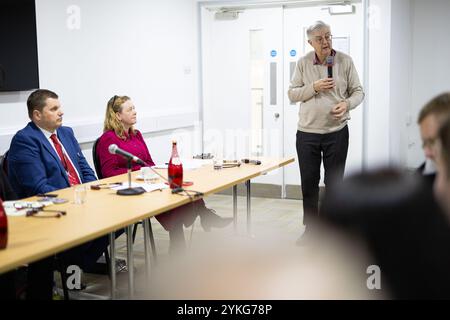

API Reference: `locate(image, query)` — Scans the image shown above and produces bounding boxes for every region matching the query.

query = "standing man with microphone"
[288,21,364,245]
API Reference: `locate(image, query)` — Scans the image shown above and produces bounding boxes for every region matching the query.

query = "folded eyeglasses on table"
[14,201,67,218]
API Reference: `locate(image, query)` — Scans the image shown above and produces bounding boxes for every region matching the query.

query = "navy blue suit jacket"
[8,122,96,198]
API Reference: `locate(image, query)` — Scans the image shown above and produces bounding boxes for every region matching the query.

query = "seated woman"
[96,95,232,253]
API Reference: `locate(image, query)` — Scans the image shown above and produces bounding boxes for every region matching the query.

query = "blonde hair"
[103,95,135,140]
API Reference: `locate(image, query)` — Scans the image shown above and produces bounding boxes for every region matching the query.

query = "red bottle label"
[168,163,183,189]
[0,199,7,249]
[168,142,183,189]
[0,227,6,249]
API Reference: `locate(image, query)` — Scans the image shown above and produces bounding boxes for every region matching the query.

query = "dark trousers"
[0,270,17,299]
[26,231,123,300]
[296,125,349,229]
[26,257,54,300]
[60,234,118,272]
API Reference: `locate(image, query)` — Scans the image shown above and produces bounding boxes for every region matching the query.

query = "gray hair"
[306,21,330,40]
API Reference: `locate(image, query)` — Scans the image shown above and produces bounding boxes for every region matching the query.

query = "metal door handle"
[274,113,280,119]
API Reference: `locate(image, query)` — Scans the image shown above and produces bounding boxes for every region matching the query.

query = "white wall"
[365,0,392,168]
[389,0,412,166]
[0,0,201,166]
[406,0,450,168]
[366,0,450,169]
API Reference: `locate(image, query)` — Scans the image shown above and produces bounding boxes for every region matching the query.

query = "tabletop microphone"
[242,159,261,165]
[326,55,334,78]
[109,144,188,194]
[108,144,146,166]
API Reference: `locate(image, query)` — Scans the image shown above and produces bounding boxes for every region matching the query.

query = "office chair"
[0,151,17,202]
[92,138,158,263]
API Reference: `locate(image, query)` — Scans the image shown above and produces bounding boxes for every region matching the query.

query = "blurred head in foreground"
[418,92,450,163]
[143,227,382,300]
[321,168,450,299]
[435,116,450,218]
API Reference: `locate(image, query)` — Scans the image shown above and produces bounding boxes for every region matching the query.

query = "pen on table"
[37,193,58,198]
[90,182,123,190]
[96,182,122,186]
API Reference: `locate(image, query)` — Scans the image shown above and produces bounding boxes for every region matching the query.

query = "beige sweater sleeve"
[287,59,317,103]
[345,58,364,110]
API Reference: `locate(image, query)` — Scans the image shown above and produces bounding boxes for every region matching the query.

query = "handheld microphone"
[242,159,261,165]
[326,55,334,78]
[108,144,146,166]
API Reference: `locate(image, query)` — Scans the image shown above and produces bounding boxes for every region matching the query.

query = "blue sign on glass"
[270,50,277,57]
[290,49,297,57]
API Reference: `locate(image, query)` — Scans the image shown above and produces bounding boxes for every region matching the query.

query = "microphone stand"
[144,163,183,194]
[142,161,203,197]
[117,158,145,196]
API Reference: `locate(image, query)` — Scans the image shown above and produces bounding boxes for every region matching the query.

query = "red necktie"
[50,134,81,186]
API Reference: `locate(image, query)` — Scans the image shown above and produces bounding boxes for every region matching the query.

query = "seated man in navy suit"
[8,89,123,299]
[8,89,97,196]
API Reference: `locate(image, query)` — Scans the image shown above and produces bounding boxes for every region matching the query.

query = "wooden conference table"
[0,157,294,299]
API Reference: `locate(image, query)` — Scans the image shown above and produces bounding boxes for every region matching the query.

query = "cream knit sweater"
[288,50,364,134]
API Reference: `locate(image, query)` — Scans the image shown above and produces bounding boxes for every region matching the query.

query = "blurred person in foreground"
[434,115,450,219]
[417,92,450,185]
[141,227,380,300]
[321,168,450,299]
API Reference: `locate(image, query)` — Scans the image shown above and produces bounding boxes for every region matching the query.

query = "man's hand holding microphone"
[313,78,335,93]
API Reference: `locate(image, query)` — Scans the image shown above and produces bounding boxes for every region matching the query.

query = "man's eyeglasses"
[422,138,437,149]
[26,208,67,218]
[314,35,333,43]
[14,202,66,218]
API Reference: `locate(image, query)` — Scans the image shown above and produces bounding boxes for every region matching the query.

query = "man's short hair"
[417,92,450,125]
[306,21,330,40]
[27,89,58,119]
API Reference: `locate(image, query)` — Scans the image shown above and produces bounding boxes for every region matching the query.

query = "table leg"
[246,180,251,236]
[143,219,152,282]
[126,225,134,299]
[149,222,157,264]
[109,232,116,300]
[232,185,238,234]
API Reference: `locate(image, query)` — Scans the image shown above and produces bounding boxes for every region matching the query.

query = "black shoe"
[83,258,127,275]
[114,259,128,273]
[200,208,233,232]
